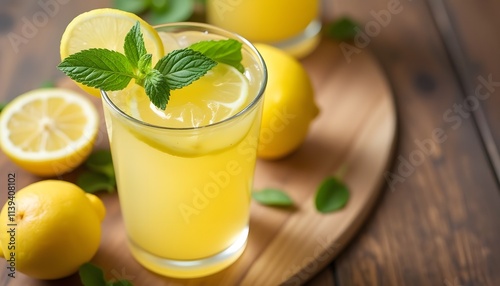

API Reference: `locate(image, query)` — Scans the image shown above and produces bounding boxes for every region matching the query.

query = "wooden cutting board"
[1,38,396,285]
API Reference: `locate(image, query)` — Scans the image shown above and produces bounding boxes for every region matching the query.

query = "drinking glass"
[101,22,267,278]
[206,0,321,58]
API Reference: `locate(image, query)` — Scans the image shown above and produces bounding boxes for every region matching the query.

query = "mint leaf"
[58,23,244,111]
[138,54,153,76]
[78,150,116,193]
[144,69,170,110]
[109,281,134,286]
[150,0,170,13]
[0,102,7,113]
[154,49,217,90]
[124,22,147,69]
[58,49,135,91]
[253,189,294,207]
[326,17,359,41]
[315,177,349,213]
[79,263,107,286]
[79,263,134,286]
[85,149,115,179]
[113,0,149,14]
[40,80,55,88]
[190,39,244,72]
[77,171,115,194]
[148,0,194,24]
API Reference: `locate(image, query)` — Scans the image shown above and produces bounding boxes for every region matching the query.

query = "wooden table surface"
[1,0,499,285]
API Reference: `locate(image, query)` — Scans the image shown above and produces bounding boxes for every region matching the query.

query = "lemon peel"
[254,44,319,159]
[0,180,105,280]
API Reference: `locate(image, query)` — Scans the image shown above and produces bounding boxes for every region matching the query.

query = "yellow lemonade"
[206,0,321,57]
[101,24,266,278]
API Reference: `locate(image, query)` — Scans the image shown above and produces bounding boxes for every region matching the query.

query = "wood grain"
[428,0,500,185]
[328,0,500,285]
[0,23,396,286]
[2,0,499,285]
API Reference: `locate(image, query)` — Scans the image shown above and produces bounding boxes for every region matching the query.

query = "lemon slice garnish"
[60,8,164,96]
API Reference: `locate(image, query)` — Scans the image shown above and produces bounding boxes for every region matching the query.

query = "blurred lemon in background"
[255,44,319,159]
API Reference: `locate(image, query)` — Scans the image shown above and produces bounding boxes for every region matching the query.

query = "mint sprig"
[144,69,170,110]
[189,39,243,73]
[124,21,147,70]
[154,49,217,90]
[58,48,134,91]
[58,21,242,110]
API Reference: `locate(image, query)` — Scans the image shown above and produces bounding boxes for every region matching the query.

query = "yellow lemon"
[0,180,105,280]
[60,8,164,96]
[254,44,319,159]
[0,88,99,177]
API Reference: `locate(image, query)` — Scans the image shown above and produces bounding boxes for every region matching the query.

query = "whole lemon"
[255,44,319,159]
[0,180,105,280]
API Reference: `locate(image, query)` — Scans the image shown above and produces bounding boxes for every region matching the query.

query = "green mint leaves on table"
[254,167,350,213]
[79,263,133,286]
[77,150,117,194]
[113,0,195,25]
[40,80,56,88]
[58,21,243,110]
[0,102,7,113]
[252,188,295,207]
[315,176,350,213]
[325,17,359,41]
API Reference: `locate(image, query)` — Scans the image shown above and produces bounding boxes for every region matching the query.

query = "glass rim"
[101,22,267,131]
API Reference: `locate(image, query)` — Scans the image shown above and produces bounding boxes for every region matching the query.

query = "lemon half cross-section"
[60,8,165,96]
[0,88,99,177]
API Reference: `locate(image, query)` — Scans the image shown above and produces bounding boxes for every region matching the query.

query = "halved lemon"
[60,8,164,96]
[0,88,99,177]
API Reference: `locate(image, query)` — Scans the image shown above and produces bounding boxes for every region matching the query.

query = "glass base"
[272,19,322,58]
[128,226,249,279]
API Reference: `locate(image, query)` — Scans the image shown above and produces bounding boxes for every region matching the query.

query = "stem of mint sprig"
[58,21,243,110]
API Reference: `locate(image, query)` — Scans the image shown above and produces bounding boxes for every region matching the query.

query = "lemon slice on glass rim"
[60,8,165,97]
[0,88,99,177]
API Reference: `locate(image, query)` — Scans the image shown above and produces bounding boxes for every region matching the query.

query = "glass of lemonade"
[101,23,267,278]
[206,0,321,58]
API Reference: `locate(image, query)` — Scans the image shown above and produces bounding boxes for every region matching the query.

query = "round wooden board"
[1,39,396,285]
